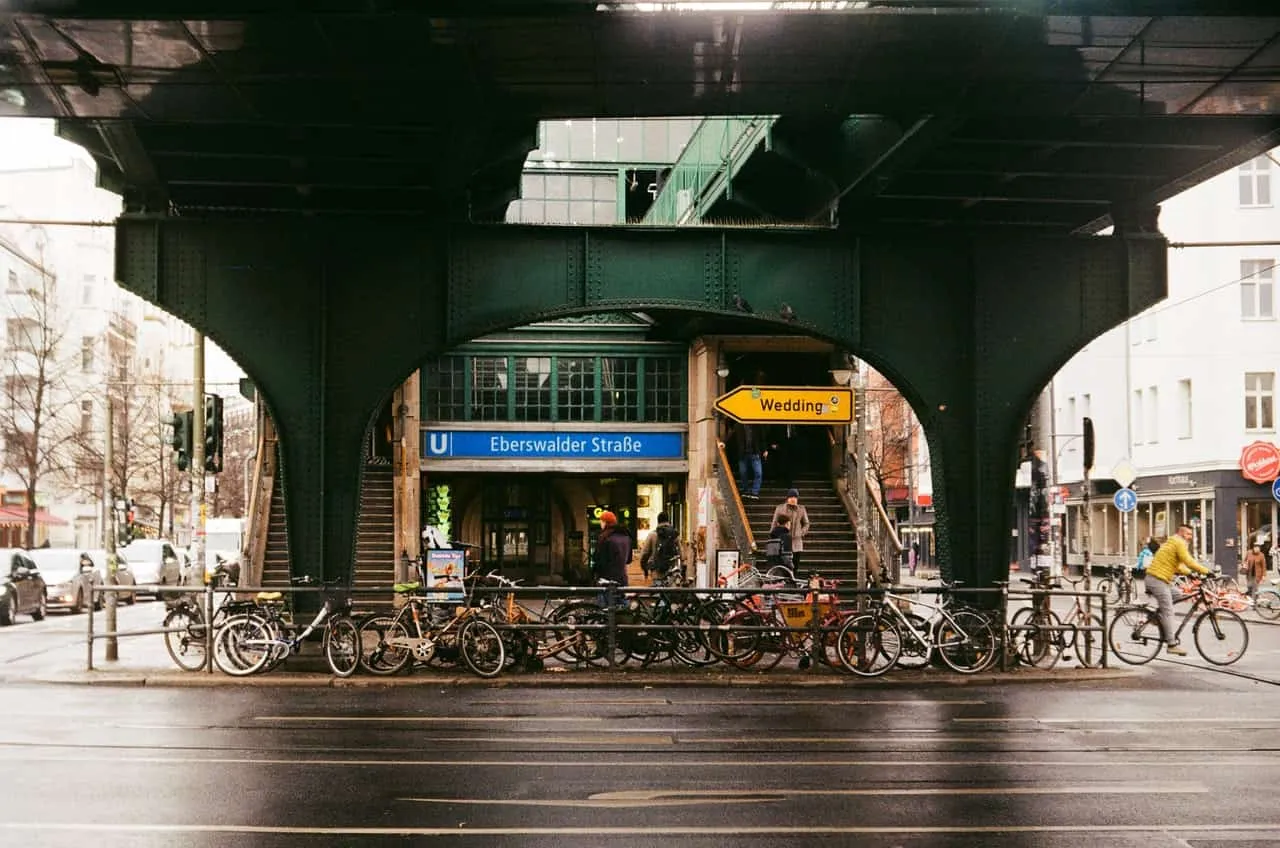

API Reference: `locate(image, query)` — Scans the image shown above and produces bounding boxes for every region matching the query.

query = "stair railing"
[243,413,277,588]
[714,440,755,561]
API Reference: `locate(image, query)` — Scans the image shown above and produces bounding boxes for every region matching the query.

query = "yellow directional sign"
[714,385,854,425]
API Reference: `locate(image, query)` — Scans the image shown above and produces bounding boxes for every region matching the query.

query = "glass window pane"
[641,122,669,162]
[471,356,509,421]
[569,200,595,224]
[1240,175,1254,205]
[1262,281,1274,317]
[644,356,685,422]
[593,174,615,201]
[593,200,617,225]
[544,201,569,223]
[601,357,638,422]
[515,356,552,422]
[557,357,594,421]
[423,356,466,421]
[569,121,595,160]
[545,175,569,199]
[1263,395,1275,430]
[618,120,644,161]
[1259,176,1272,206]
[569,175,594,200]
[521,173,545,199]
[594,120,619,161]
[542,123,569,160]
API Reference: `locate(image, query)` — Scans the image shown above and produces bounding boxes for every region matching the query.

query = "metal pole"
[191,333,207,587]
[103,395,118,661]
[855,368,868,606]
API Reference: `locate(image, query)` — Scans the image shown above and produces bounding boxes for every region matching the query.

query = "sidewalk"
[0,588,1134,689]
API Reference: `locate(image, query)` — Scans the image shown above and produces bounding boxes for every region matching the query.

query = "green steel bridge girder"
[114,218,1167,589]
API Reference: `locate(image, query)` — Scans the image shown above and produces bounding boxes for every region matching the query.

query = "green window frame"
[422,353,686,423]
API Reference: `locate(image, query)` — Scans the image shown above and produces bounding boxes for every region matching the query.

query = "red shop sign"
[1239,440,1280,484]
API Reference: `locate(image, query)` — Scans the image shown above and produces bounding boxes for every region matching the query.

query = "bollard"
[204,581,215,674]
[86,588,95,671]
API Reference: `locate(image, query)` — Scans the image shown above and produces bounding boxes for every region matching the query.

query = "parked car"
[118,538,183,597]
[87,548,137,605]
[26,549,102,613]
[0,548,46,625]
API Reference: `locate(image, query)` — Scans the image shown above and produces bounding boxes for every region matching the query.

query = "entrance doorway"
[724,351,836,485]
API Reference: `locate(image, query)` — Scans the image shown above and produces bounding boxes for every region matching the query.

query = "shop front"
[421,426,686,583]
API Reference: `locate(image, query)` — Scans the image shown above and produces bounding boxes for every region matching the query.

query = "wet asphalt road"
[2,673,1280,847]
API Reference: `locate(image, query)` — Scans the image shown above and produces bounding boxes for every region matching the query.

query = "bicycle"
[836,584,998,677]
[1108,575,1249,666]
[1255,577,1280,621]
[213,577,361,677]
[160,567,257,671]
[357,577,505,678]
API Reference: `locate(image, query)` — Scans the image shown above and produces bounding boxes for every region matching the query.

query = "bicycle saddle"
[393,581,422,594]
[255,591,283,602]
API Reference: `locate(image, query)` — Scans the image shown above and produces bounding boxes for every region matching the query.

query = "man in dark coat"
[593,510,633,586]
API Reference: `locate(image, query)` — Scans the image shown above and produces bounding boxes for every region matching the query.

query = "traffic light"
[204,393,224,474]
[169,411,193,471]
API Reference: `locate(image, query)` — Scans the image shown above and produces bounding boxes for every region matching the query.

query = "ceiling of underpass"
[1,2,1279,231]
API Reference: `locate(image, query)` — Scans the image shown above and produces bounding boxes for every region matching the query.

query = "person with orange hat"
[592,510,633,587]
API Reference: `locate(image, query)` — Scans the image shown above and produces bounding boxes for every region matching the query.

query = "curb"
[3,665,1136,689]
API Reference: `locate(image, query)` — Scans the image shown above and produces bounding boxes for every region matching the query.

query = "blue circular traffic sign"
[1113,487,1138,513]
[1273,477,1280,504]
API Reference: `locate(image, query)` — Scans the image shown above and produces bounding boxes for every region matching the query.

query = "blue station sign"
[423,430,685,460]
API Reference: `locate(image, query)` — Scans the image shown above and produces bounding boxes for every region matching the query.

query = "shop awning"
[0,506,69,527]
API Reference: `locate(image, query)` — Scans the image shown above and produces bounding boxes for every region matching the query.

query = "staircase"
[744,477,858,583]
[353,463,396,614]
[260,471,291,589]
[258,462,396,614]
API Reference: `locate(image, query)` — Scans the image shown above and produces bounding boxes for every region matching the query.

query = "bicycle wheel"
[1065,611,1105,668]
[1107,606,1161,665]
[1255,589,1280,621]
[835,612,901,677]
[163,606,207,672]
[936,610,996,673]
[891,610,932,670]
[1009,607,1062,670]
[324,616,360,677]
[213,614,274,676]
[1193,607,1248,666]
[459,618,506,678]
[358,614,413,675]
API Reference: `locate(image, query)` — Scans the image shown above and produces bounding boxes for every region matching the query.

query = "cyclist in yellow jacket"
[1145,524,1211,656]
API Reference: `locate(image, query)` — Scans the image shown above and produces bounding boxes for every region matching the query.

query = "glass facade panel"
[423,356,466,420]
[471,356,508,421]
[545,175,569,199]
[601,357,639,422]
[644,356,684,422]
[557,357,595,421]
[515,356,553,422]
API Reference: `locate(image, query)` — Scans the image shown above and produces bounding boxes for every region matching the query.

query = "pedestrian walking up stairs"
[744,478,858,584]
[257,462,396,614]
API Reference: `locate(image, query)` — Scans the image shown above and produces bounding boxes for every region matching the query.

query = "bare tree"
[0,253,80,548]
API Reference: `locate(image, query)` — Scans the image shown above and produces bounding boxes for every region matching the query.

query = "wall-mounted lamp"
[716,353,730,379]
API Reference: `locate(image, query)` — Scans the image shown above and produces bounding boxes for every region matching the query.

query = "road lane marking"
[0,752,1276,769]
[953,717,1280,724]
[254,715,605,723]
[5,822,1275,837]
[401,781,1208,807]
[464,699,987,707]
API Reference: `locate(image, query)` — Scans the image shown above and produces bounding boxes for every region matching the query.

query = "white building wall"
[1054,153,1280,485]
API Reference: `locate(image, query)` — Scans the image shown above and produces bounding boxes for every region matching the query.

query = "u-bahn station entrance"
[6,2,1280,599]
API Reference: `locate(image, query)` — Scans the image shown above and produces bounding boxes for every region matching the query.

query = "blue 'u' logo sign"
[427,432,451,456]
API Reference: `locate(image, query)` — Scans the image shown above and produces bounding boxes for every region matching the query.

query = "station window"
[422,353,686,423]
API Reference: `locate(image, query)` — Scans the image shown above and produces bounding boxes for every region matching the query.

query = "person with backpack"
[640,511,683,587]
[1133,537,1158,594]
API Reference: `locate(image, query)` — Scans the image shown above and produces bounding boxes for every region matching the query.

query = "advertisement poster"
[716,549,741,587]
[426,549,467,602]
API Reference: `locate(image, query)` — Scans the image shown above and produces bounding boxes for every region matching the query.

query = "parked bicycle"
[357,576,505,678]
[213,577,361,677]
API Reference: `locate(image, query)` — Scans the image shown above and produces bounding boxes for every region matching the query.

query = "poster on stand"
[716,549,742,587]
[426,549,467,602]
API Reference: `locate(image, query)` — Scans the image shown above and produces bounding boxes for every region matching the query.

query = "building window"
[470,357,509,422]
[1066,396,1077,452]
[556,357,594,422]
[423,356,465,420]
[1145,385,1158,443]
[1081,393,1092,423]
[644,357,684,422]
[1177,379,1192,439]
[81,337,94,372]
[80,399,92,437]
[1239,156,1273,207]
[6,270,18,293]
[1132,389,1144,446]
[1245,371,1275,431]
[1241,259,1276,319]
[601,357,638,422]
[514,356,552,422]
